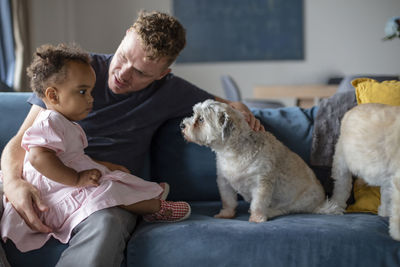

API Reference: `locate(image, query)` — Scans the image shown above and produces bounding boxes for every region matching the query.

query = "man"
[0,11,263,267]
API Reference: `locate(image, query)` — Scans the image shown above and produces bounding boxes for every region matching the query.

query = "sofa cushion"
[252,106,318,164]
[352,78,400,105]
[346,178,380,214]
[127,201,400,267]
[337,75,399,93]
[0,92,32,152]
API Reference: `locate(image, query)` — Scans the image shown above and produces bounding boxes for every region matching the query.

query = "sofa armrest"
[0,92,32,153]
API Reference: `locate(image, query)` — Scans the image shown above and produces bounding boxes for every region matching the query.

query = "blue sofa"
[1,92,400,267]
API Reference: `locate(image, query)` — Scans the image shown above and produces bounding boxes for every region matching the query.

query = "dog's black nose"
[180,122,186,130]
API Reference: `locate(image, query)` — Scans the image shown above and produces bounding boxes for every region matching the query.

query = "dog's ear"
[219,111,233,140]
[218,111,227,126]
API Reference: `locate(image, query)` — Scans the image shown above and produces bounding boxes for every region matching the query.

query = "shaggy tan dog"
[331,103,400,240]
[181,100,338,222]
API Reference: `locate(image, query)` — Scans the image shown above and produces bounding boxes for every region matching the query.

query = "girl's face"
[47,61,96,121]
[107,30,171,94]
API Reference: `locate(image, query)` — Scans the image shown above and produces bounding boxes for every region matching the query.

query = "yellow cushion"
[346,178,380,214]
[352,78,400,105]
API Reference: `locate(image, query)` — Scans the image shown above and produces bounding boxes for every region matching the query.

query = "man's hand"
[3,179,52,233]
[76,169,102,187]
[228,101,265,132]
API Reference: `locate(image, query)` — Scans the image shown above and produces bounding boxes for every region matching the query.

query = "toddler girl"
[0,44,190,252]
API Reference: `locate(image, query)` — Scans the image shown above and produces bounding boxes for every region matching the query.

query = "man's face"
[108,30,171,94]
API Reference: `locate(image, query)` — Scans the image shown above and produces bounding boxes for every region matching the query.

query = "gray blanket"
[310,91,357,167]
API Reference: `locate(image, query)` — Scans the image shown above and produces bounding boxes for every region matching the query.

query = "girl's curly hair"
[27,43,90,98]
[132,11,186,65]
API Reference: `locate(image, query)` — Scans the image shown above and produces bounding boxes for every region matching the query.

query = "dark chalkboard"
[173,0,304,63]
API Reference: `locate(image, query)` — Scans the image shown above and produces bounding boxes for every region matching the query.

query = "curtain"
[0,0,15,91]
[11,0,30,91]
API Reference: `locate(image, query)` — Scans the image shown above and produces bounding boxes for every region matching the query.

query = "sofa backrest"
[0,93,32,155]
[150,118,219,201]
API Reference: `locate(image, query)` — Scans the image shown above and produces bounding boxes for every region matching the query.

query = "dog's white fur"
[181,100,338,222]
[331,103,400,240]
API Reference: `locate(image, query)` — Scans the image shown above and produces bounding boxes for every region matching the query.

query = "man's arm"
[215,96,264,131]
[0,105,52,233]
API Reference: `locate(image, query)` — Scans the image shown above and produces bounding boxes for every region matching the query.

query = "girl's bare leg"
[120,199,161,215]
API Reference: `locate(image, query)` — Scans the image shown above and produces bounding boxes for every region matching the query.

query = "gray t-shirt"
[28,53,213,175]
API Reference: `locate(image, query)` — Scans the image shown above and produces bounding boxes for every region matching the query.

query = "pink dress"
[0,110,162,252]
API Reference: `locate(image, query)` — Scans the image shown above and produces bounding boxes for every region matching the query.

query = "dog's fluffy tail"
[314,198,344,215]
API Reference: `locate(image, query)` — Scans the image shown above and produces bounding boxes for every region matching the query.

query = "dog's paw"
[389,224,400,241]
[249,213,267,223]
[378,205,390,217]
[214,209,236,219]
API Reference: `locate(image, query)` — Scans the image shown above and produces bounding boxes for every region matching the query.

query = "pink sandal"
[143,199,191,223]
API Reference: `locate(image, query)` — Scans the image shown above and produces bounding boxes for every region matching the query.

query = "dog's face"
[181,100,245,147]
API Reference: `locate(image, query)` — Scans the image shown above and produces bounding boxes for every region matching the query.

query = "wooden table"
[253,84,338,108]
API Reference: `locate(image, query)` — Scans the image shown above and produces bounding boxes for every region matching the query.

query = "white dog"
[331,103,400,240]
[181,100,338,222]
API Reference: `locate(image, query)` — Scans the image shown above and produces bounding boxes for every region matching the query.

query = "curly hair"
[132,10,186,65]
[27,43,91,98]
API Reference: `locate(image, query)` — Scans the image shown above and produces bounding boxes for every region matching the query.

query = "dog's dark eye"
[198,116,204,123]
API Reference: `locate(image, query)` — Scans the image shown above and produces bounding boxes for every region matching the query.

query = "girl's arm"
[28,146,101,187]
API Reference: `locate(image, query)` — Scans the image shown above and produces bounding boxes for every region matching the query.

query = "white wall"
[30,0,400,102]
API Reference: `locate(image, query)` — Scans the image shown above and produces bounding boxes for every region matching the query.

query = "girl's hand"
[76,169,102,187]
